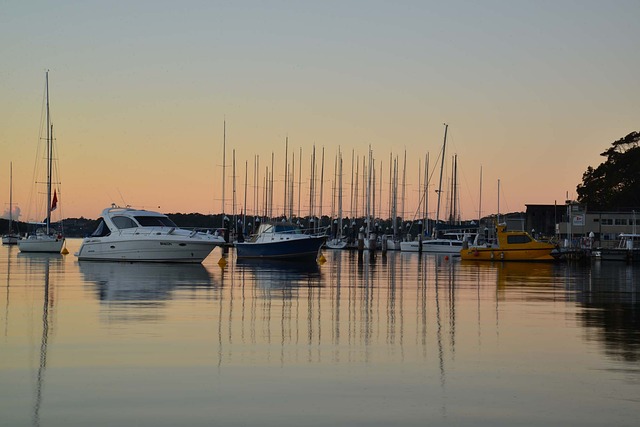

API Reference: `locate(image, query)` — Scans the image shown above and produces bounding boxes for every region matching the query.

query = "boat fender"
[500,252,504,260]
[490,252,494,259]
[473,250,479,257]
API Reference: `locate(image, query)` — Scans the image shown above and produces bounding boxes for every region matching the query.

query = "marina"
[2,3,640,426]
[1,240,639,426]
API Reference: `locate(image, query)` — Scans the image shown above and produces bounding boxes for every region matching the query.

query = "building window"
[615,219,627,225]
[601,219,613,226]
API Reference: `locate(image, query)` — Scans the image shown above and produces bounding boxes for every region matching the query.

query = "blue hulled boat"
[235,222,325,262]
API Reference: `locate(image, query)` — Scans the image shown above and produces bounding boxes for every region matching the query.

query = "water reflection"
[79,261,214,303]
[4,245,14,337]
[574,262,640,364]
[2,244,640,426]
[460,259,640,370]
[234,258,321,289]
[15,254,61,427]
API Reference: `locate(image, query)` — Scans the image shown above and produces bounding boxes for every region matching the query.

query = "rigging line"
[25,76,52,223]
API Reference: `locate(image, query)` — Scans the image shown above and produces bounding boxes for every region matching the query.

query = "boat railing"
[116,226,215,236]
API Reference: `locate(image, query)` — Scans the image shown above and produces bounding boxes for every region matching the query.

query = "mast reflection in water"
[0,241,639,427]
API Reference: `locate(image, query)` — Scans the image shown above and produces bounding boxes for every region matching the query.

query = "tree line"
[576,131,640,211]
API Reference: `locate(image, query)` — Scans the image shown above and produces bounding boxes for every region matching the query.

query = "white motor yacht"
[76,206,225,263]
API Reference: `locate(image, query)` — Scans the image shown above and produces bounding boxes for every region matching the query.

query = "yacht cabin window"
[112,216,138,229]
[134,216,177,227]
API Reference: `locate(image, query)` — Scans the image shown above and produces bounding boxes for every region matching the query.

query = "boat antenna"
[116,188,127,207]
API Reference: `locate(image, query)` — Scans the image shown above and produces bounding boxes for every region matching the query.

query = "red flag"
[51,190,58,211]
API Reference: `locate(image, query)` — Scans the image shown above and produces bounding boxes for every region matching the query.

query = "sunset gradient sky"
[2,1,639,223]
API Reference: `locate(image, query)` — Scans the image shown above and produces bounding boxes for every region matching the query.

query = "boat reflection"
[461,260,564,292]
[17,251,64,265]
[234,258,321,289]
[79,261,214,303]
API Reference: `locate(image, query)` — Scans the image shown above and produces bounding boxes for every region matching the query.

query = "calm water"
[1,239,639,426]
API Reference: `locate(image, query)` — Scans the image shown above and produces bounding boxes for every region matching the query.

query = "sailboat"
[18,71,65,254]
[401,124,476,254]
[2,162,21,245]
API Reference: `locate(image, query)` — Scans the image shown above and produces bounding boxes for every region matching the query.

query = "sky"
[1,0,639,223]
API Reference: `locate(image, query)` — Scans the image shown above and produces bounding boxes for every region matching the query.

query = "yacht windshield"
[134,216,177,227]
[112,216,138,229]
[90,219,111,237]
[274,224,301,234]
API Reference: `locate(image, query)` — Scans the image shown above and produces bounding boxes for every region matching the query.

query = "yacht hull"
[460,247,557,261]
[235,236,325,261]
[76,237,219,263]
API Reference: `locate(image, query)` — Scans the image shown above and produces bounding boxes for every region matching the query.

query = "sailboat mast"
[497,178,501,224]
[270,152,274,219]
[424,152,429,236]
[221,120,226,228]
[350,150,355,221]
[283,137,288,218]
[435,123,448,232]
[298,147,302,219]
[8,161,13,231]
[453,154,458,224]
[478,166,483,226]
[366,147,372,235]
[388,152,393,224]
[319,146,325,229]
[290,152,295,220]
[338,149,343,236]
[401,150,406,230]
[45,71,52,235]
[254,155,258,219]
[243,160,248,230]
[331,152,337,221]
[392,156,398,239]
[232,149,236,220]
[309,146,315,225]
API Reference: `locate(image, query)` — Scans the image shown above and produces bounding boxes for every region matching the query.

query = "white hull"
[326,238,348,250]
[76,206,225,263]
[363,235,378,250]
[384,237,401,251]
[76,236,221,263]
[18,236,64,253]
[400,239,463,254]
[2,235,20,245]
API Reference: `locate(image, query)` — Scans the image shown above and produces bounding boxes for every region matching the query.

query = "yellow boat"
[460,224,559,262]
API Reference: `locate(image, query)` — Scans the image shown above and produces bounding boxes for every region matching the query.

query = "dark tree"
[576,131,640,210]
